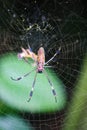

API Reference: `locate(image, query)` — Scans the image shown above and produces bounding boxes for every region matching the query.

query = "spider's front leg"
[11,68,36,81]
[45,47,61,65]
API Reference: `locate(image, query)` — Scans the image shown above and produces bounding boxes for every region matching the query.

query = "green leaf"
[0,115,34,130]
[0,53,67,113]
[63,54,87,130]
[0,101,17,115]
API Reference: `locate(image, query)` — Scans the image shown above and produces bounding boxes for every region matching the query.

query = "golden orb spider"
[11,46,61,102]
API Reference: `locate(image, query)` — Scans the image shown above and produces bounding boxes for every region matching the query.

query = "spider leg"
[43,70,57,102]
[11,68,36,81]
[28,44,32,52]
[45,47,61,65]
[27,71,37,102]
[23,58,31,65]
[44,65,57,68]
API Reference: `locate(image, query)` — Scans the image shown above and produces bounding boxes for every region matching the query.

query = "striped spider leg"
[27,71,37,102]
[11,68,37,102]
[43,69,57,102]
[45,47,61,65]
[11,68,36,81]
[43,47,61,102]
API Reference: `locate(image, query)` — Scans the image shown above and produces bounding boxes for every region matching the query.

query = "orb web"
[0,0,87,130]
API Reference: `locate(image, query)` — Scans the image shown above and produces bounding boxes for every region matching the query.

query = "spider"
[11,46,61,102]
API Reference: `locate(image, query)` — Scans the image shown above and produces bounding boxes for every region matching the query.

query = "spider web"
[0,0,87,130]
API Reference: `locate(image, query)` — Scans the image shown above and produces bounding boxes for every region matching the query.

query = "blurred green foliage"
[0,101,17,115]
[0,53,67,113]
[63,54,87,130]
[0,115,34,130]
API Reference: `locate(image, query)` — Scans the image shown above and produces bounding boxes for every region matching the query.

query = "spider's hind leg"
[43,70,57,102]
[27,71,37,102]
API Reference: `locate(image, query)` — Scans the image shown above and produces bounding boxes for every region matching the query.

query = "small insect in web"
[11,45,61,102]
